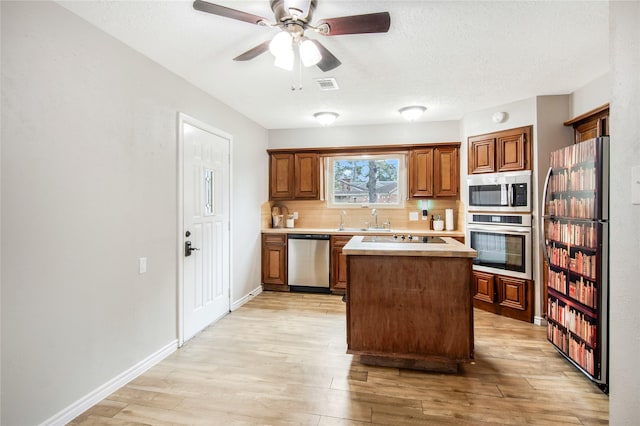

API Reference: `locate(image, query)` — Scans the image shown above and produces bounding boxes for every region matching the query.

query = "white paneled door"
[180,116,230,344]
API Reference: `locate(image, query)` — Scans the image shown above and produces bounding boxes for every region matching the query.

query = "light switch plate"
[293,211,299,219]
[409,211,419,221]
[632,165,640,205]
[139,257,147,274]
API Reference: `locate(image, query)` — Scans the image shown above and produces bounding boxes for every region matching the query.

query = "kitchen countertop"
[342,235,476,258]
[261,227,465,237]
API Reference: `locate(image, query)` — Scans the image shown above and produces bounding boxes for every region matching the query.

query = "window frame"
[323,153,407,209]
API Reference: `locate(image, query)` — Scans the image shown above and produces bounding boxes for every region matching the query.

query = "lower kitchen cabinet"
[472,271,533,322]
[261,233,289,291]
[330,235,352,294]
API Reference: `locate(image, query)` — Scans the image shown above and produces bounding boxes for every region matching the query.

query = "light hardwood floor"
[70,292,608,425]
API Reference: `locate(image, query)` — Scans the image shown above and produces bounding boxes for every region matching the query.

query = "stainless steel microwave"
[467,170,531,213]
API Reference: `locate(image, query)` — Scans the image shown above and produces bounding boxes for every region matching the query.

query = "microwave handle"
[540,167,553,264]
[509,183,515,207]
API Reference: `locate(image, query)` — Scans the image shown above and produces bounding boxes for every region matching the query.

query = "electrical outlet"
[409,211,419,221]
[293,211,299,219]
[139,257,147,274]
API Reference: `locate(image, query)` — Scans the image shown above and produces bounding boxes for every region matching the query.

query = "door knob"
[185,241,200,257]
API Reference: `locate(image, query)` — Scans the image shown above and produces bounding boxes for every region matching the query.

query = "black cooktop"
[361,235,446,244]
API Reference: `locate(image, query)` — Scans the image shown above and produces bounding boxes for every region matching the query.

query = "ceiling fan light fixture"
[273,48,294,70]
[314,111,339,126]
[269,31,293,57]
[399,105,427,121]
[299,38,322,67]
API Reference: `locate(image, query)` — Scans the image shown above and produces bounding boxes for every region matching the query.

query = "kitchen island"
[343,235,477,373]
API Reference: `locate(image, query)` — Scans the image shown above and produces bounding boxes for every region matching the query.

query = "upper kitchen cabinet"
[434,146,458,197]
[564,104,609,144]
[410,144,459,198]
[269,151,319,200]
[468,126,532,174]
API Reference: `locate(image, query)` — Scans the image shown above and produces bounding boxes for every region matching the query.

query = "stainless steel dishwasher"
[287,234,330,293]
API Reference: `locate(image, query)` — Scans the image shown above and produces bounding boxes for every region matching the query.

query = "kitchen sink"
[336,228,393,232]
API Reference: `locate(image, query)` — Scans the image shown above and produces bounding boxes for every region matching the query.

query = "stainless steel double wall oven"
[466,170,533,280]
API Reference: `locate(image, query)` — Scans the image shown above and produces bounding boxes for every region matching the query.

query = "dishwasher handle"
[287,234,330,240]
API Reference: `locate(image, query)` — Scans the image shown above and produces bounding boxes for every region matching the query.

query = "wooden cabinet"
[269,152,319,200]
[472,271,533,322]
[472,271,495,304]
[261,234,288,291]
[409,148,434,197]
[410,144,459,198]
[467,136,495,174]
[269,153,294,200]
[564,104,609,144]
[434,146,458,196]
[330,235,352,294]
[294,153,319,199]
[468,126,532,174]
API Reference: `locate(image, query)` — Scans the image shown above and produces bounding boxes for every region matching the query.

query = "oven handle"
[467,224,532,234]
[540,167,552,264]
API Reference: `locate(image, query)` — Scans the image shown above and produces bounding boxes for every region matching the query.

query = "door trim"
[177,112,233,347]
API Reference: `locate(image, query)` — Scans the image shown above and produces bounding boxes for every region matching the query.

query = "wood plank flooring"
[70,292,608,425]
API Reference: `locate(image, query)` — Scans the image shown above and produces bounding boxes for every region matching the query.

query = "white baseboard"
[40,339,178,426]
[231,285,263,311]
[534,315,548,326]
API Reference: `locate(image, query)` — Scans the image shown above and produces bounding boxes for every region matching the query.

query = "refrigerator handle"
[540,167,553,264]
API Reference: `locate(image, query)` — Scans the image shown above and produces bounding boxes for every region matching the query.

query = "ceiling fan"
[193,0,391,72]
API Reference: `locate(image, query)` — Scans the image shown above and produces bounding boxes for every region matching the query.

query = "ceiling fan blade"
[316,12,391,36]
[193,0,270,25]
[233,41,271,61]
[311,40,341,72]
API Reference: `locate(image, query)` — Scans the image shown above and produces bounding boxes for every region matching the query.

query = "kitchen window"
[325,154,406,208]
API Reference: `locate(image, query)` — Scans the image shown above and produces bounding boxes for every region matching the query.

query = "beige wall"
[1,2,267,424]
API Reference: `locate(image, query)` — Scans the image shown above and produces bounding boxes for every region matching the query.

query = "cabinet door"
[468,137,495,174]
[261,234,287,288]
[269,153,294,200]
[294,153,319,199]
[496,276,527,311]
[473,271,495,303]
[496,132,527,172]
[330,236,352,293]
[434,146,458,197]
[409,148,434,197]
[574,115,609,143]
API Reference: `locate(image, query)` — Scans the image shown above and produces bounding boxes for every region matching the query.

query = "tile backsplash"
[262,199,465,232]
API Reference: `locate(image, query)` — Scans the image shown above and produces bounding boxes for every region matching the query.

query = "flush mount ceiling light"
[314,111,339,126]
[399,106,427,122]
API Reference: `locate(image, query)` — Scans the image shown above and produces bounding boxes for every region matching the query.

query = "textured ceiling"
[57,0,610,129]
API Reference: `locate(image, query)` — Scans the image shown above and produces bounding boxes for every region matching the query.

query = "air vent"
[315,77,339,91]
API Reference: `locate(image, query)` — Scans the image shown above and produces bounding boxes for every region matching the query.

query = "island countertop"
[342,235,477,258]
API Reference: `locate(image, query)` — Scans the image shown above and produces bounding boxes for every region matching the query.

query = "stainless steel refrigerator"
[541,136,609,392]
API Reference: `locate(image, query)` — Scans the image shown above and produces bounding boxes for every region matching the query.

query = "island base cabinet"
[330,235,352,294]
[347,255,474,372]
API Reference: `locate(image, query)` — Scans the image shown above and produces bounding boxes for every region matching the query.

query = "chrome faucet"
[339,210,346,230]
[370,208,378,229]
